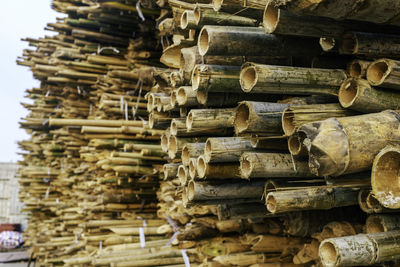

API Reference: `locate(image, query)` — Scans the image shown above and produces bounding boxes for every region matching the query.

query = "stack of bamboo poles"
[152,0,400,266]
[17,0,400,266]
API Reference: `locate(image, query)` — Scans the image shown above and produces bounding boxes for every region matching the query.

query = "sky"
[0,0,59,162]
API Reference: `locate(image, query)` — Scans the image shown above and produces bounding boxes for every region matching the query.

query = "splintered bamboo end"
[266,194,277,213]
[240,66,257,92]
[177,87,187,106]
[340,33,357,54]
[180,11,189,29]
[161,134,169,152]
[240,155,252,179]
[191,66,201,90]
[189,158,197,179]
[187,181,195,201]
[366,216,385,234]
[319,241,338,267]
[235,103,250,134]
[367,60,390,86]
[182,145,190,166]
[263,2,279,34]
[282,109,296,136]
[178,165,188,186]
[338,78,358,108]
[319,37,336,52]
[196,90,208,105]
[197,156,207,178]
[372,147,400,209]
[198,28,210,56]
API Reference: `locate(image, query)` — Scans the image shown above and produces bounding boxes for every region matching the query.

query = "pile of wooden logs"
[17,0,400,266]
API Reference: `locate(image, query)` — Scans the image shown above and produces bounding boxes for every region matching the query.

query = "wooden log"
[240,63,346,95]
[265,187,359,213]
[182,143,205,166]
[197,155,241,179]
[234,101,289,135]
[371,146,400,209]
[338,78,400,112]
[297,110,400,176]
[366,214,400,234]
[319,231,400,267]
[282,103,353,136]
[198,26,321,56]
[347,59,371,78]
[340,32,400,58]
[205,137,254,163]
[240,152,313,179]
[187,180,265,201]
[366,59,400,90]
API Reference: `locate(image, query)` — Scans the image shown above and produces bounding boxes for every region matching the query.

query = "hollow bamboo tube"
[187,180,265,201]
[197,155,241,179]
[176,86,198,107]
[347,59,371,78]
[180,10,197,30]
[371,146,400,209]
[205,137,254,163]
[163,163,180,180]
[196,90,280,107]
[240,152,313,179]
[266,187,359,213]
[341,32,400,58]
[367,59,400,90]
[168,136,205,159]
[186,108,235,131]
[339,78,400,112]
[189,158,198,179]
[319,231,400,267]
[282,104,353,136]
[250,137,288,151]
[161,133,170,152]
[182,143,205,166]
[49,118,143,127]
[170,118,187,136]
[247,234,303,252]
[234,101,289,135]
[240,63,346,95]
[297,110,400,177]
[213,0,269,11]
[191,64,242,93]
[178,165,189,186]
[111,256,187,267]
[366,214,400,234]
[198,26,321,57]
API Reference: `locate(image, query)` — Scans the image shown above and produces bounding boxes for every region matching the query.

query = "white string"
[136,1,146,21]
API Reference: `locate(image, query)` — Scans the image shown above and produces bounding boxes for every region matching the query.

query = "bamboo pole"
[49,118,144,127]
[182,143,205,166]
[347,59,371,78]
[366,59,400,90]
[197,155,241,179]
[205,137,254,163]
[366,214,400,234]
[186,108,235,131]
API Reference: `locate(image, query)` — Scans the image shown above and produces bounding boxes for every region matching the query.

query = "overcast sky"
[0,1,59,162]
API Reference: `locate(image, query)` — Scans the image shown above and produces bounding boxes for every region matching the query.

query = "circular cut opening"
[240,156,252,178]
[366,193,381,210]
[372,149,400,208]
[147,94,155,111]
[367,61,389,86]
[169,136,178,155]
[288,135,302,156]
[182,145,190,166]
[358,190,371,213]
[212,0,223,11]
[193,7,201,24]
[180,11,189,29]
[266,194,277,213]
[187,181,195,201]
[235,103,250,134]
[178,165,187,185]
[189,158,197,179]
[319,37,336,52]
[366,216,385,234]
[196,90,208,105]
[161,134,169,152]
[197,156,207,178]
[338,79,358,108]
[282,109,295,136]
[171,121,178,136]
[319,242,338,267]
[186,112,194,130]
[240,66,257,92]
[349,62,362,78]
[263,4,279,34]
[191,66,201,90]
[177,88,187,106]
[340,33,357,54]
[170,91,177,106]
[205,140,212,161]
[198,28,210,56]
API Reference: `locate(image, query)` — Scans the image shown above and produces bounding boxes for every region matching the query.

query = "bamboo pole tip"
[186,112,194,130]
[204,140,212,162]
[234,102,250,134]
[180,11,190,30]
[182,145,190,166]
[189,158,197,179]
[196,89,208,105]
[365,215,385,234]
[371,146,400,209]
[168,135,178,158]
[193,6,201,24]
[263,2,279,34]
[198,28,210,56]
[240,66,257,92]
[170,91,177,107]
[191,65,201,90]
[240,154,252,179]
[282,108,296,136]
[338,78,358,108]
[319,240,338,267]
[178,165,188,186]
[358,189,372,213]
[176,87,187,106]
[187,180,195,201]
[265,193,277,213]
[340,32,357,54]
[367,59,390,86]
[212,0,223,12]
[197,155,207,178]
[170,120,178,136]
[348,61,363,78]
[288,135,303,156]
[161,134,169,152]
[319,37,336,52]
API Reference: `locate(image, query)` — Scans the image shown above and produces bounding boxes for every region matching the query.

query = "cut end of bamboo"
[204,140,212,162]
[340,32,357,54]
[161,134,169,152]
[189,158,197,179]
[187,180,195,201]
[198,28,210,56]
[319,37,336,52]
[263,2,279,34]
[371,146,400,209]
[168,135,178,158]
[182,145,190,166]
[191,65,201,91]
[240,154,253,179]
[197,155,207,178]
[193,6,201,25]
[180,11,190,29]
[149,113,155,129]
[177,87,188,106]
[282,108,296,136]
[170,91,177,107]
[348,61,363,78]
[288,134,306,157]
[178,165,188,186]
[240,66,258,92]
[170,120,178,136]
[196,89,208,105]
[212,0,223,12]
[186,112,194,130]
[234,102,250,134]
[338,78,358,108]
[266,194,277,213]
[367,59,390,86]
[366,215,385,234]
[319,241,338,267]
